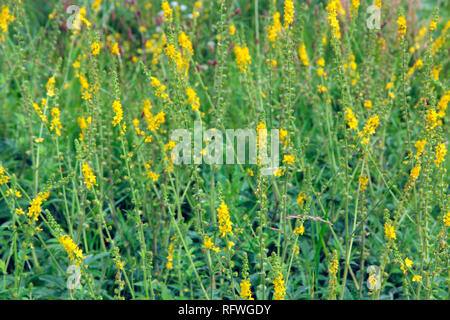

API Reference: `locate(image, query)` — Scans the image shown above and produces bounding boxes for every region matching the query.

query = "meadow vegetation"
[0,0,449,300]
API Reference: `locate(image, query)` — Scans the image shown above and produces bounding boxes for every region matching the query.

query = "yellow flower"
[150,76,169,100]
[384,222,396,241]
[294,224,305,236]
[298,44,309,66]
[27,191,50,222]
[443,211,450,227]
[92,0,103,12]
[273,272,286,300]
[344,108,358,130]
[350,0,360,18]
[296,192,306,207]
[426,109,438,130]
[164,141,176,151]
[362,115,380,136]
[317,58,325,67]
[329,256,339,274]
[437,91,449,118]
[429,20,437,32]
[283,0,294,28]
[240,279,253,300]
[0,5,15,36]
[50,107,62,136]
[431,65,442,81]
[116,261,124,271]
[410,166,421,181]
[166,241,174,269]
[414,139,426,159]
[186,88,200,111]
[58,235,85,264]
[404,257,413,268]
[112,99,124,127]
[217,201,233,238]
[143,109,166,132]
[234,45,251,73]
[359,175,369,191]
[401,257,413,274]
[146,170,159,182]
[82,163,97,189]
[229,24,236,36]
[203,236,219,252]
[268,12,282,42]
[317,85,327,93]
[368,273,377,289]
[364,100,373,109]
[178,31,193,56]
[111,42,120,55]
[412,275,422,282]
[397,16,407,39]
[282,154,295,165]
[274,168,284,177]
[73,8,91,31]
[161,1,173,22]
[46,77,56,97]
[326,0,342,40]
[91,42,101,55]
[0,166,10,185]
[434,143,447,167]
[165,43,186,73]
[280,128,288,147]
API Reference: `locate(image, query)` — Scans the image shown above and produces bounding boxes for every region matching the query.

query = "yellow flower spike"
[217,201,233,238]
[412,275,422,282]
[46,77,56,97]
[434,143,447,167]
[359,175,369,191]
[364,100,373,109]
[268,12,282,43]
[234,45,251,73]
[112,99,124,127]
[344,108,358,130]
[162,1,173,23]
[240,279,254,300]
[91,42,101,55]
[229,24,236,36]
[273,272,286,300]
[282,154,295,165]
[50,107,62,136]
[283,0,294,28]
[186,88,200,111]
[81,163,97,189]
[294,224,305,236]
[296,192,306,207]
[298,44,309,66]
[58,235,85,265]
[326,0,342,40]
[397,16,407,39]
[443,211,450,227]
[384,222,396,241]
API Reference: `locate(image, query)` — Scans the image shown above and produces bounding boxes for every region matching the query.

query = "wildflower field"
[0,0,449,300]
